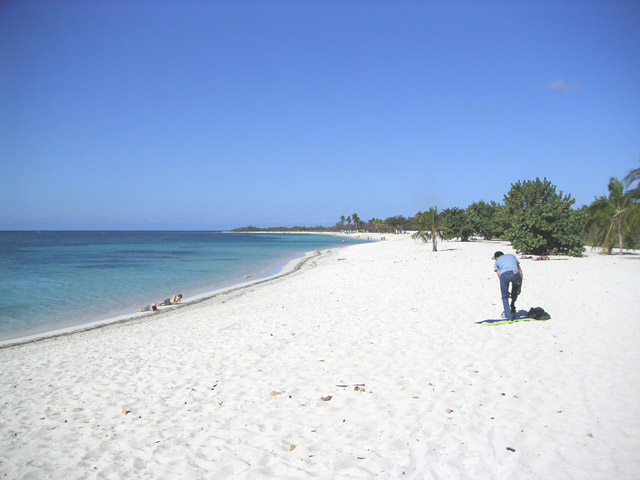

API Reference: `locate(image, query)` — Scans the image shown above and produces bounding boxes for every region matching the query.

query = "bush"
[467,200,502,240]
[504,178,585,256]
[442,207,473,241]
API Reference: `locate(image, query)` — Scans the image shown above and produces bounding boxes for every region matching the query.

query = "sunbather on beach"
[159,294,182,306]
[138,303,157,312]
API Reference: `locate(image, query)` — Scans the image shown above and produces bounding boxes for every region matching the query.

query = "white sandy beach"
[1,235,639,479]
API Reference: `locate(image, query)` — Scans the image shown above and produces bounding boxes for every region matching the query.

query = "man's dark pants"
[500,271,522,320]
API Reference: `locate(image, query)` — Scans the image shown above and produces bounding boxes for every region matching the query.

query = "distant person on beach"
[493,251,523,320]
[138,303,157,312]
[160,294,182,306]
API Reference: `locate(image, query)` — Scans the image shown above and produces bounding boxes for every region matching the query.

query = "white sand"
[1,235,639,479]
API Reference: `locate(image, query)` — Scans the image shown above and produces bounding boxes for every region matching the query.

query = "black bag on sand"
[528,307,551,320]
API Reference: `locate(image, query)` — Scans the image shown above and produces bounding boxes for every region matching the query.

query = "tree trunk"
[618,227,624,255]
[432,237,437,251]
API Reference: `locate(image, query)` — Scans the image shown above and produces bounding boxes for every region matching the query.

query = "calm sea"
[0,231,366,341]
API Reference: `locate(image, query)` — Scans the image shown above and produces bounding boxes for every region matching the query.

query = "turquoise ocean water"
[0,231,366,341]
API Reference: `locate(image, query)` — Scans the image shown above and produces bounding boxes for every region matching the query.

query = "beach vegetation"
[493,204,513,240]
[466,200,502,240]
[503,178,585,256]
[442,207,473,241]
[368,218,387,233]
[624,166,640,193]
[234,171,640,256]
[624,165,640,249]
[384,215,409,233]
[412,207,451,251]
[352,213,362,231]
[502,177,561,218]
[336,213,362,232]
[584,177,640,254]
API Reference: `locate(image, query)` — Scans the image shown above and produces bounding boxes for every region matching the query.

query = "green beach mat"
[476,317,551,326]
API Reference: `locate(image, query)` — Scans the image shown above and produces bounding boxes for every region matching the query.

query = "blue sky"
[1,0,639,230]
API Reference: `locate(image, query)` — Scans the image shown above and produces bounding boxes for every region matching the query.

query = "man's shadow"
[476,309,529,324]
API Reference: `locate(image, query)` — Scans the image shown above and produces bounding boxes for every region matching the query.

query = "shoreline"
[0,233,620,349]
[0,231,372,349]
[1,235,638,478]
[0,246,328,350]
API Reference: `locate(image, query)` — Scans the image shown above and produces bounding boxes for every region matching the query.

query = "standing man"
[493,251,523,320]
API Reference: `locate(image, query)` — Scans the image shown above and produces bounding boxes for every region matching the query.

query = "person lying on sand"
[159,294,182,306]
[138,303,157,312]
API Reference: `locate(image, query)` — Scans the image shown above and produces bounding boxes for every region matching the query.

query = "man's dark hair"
[493,251,504,259]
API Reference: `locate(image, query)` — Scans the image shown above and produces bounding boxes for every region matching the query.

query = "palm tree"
[371,218,386,233]
[340,216,346,228]
[624,166,640,198]
[346,216,352,230]
[624,165,640,184]
[412,207,451,251]
[352,213,361,231]
[584,177,639,254]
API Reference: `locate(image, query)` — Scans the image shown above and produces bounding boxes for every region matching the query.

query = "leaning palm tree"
[584,177,639,254]
[412,207,451,251]
[624,166,640,198]
[624,166,640,185]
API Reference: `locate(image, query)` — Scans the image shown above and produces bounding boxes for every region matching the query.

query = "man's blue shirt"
[494,254,520,275]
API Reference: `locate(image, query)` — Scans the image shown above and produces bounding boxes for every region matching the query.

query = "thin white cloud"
[546,79,579,92]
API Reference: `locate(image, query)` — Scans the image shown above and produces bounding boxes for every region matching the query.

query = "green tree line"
[334,166,640,256]
[236,166,639,256]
